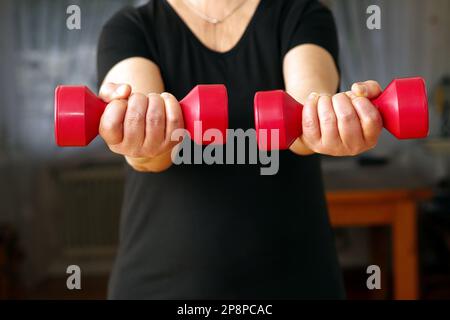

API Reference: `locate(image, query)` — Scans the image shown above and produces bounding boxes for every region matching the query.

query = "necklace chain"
[182,0,248,24]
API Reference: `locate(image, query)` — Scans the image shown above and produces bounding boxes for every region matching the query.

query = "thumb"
[351,80,382,99]
[98,82,132,102]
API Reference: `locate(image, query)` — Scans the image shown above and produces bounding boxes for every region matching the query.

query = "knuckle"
[149,115,164,127]
[100,117,122,137]
[166,114,182,127]
[147,93,164,107]
[366,112,383,129]
[100,119,120,134]
[125,110,145,126]
[303,120,316,130]
[320,114,336,125]
[147,110,164,127]
[339,111,357,123]
[303,118,317,130]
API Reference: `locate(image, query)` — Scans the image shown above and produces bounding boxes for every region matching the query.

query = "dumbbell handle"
[254,77,429,150]
[55,84,228,146]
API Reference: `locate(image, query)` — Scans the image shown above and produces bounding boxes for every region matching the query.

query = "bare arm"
[283,44,383,156]
[99,57,180,172]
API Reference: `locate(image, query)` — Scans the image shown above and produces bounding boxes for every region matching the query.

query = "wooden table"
[323,163,433,300]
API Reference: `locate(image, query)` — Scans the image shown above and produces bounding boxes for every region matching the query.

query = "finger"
[143,93,166,153]
[122,93,148,151]
[160,92,184,145]
[300,92,321,146]
[98,83,132,102]
[317,94,340,150]
[99,99,127,146]
[351,80,382,99]
[345,91,382,146]
[332,92,364,153]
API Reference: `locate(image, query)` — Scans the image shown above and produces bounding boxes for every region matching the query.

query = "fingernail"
[354,83,367,97]
[115,85,127,96]
[160,92,170,99]
[308,92,318,100]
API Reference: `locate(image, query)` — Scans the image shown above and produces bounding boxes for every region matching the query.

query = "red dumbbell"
[254,77,429,150]
[54,84,228,146]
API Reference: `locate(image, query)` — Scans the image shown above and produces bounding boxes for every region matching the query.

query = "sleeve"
[280,0,339,66]
[96,6,158,87]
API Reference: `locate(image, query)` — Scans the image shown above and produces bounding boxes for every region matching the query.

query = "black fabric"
[97,0,344,299]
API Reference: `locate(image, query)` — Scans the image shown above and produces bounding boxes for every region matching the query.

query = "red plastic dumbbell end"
[55,84,228,146]
[254,77,429,150]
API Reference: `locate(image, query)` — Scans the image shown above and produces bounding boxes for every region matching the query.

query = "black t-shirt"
[97,0,344,299]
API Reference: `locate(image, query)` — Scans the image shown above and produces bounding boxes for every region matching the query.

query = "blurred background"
[0,0,449,299]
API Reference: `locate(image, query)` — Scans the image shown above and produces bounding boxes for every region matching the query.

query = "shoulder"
[262,0,333,32]
[272,0,338,62]
[274,0,332,19]
[97,1,163,85]
[102,1,158,31]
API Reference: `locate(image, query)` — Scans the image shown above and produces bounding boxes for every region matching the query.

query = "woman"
[97,0,382,299]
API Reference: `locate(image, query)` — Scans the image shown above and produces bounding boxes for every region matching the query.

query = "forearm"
[283,44,340,155]
[101,57,177,172]
[288,76,337,156]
